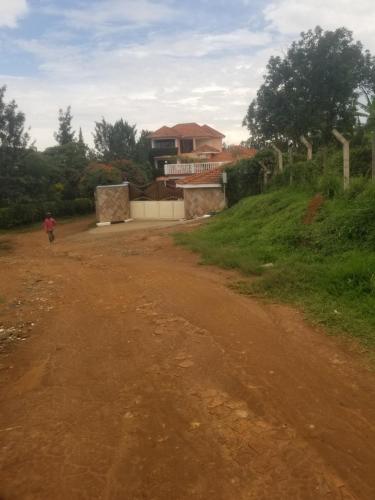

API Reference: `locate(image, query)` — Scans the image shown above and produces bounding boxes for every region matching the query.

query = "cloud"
[120,29,272,58]
[16,0,375,149]
[61,0,176,28]
[264,0,375,51]
[3,29,274,149]
[0,0,28,28]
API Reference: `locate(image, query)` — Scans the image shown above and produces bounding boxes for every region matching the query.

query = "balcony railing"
[164,162,229,176]
[151,147,178,158]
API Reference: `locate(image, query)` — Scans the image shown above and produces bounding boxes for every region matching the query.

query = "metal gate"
[129,181,185,220]
[130,200,185,220]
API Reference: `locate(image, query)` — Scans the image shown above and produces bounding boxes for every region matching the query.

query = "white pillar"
[300,135,313,160]
[259,161,270,190]
[332,129,350,190]
[271,144,283,172]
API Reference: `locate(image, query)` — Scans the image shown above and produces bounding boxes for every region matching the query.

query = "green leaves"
[93,118,137,162]
[244,27,373,146]
[54,106,75,146]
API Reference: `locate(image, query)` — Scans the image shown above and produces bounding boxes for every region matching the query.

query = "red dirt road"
[0,218,375,500]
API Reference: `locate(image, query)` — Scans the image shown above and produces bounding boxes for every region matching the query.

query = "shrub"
[0,198,94,229]
[272,160,322,191]
[226,150,275,206]
[319,174,342,198]
[79,163,123,196]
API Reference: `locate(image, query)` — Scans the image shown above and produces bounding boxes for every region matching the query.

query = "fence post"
[300,135,313,160]
[259,161,270,191]
[271,144,283,172]
[288,143,293,164]
[332,129,350,190]
[372,131,375,182]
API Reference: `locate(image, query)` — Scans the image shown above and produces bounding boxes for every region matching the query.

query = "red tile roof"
[227,146,257,159]
[194,143,221,153]
[211,147,257,162]
[209,151,235,162]
[149,126,177,138]
[149,122,225,139]
[177,168,224,186]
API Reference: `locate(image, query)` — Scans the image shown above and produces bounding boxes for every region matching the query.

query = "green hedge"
[225,150,275,206]
[0,198,94,229]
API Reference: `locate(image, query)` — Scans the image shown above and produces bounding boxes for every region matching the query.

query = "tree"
[135,129,152,164]
[79,163,123,196]
[135,129,153,179]
[243,27,368,145]
[0,86,30,205]
[54,106,75,145]
[0,86,29,150]
[77,127,88,159]
[93,118,137,161]
[43,142,88,199]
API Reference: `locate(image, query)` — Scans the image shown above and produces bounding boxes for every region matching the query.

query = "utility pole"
[300,135,313,160]
[332,129,350,190]
[271,144,283,172]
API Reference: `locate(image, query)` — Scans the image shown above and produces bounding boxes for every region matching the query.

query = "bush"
[0,198,94,229]
[319,174,342,198]
[79,163,123,197]
[226,150,275,206]
[176,187,375,346]
[272,160,322,191]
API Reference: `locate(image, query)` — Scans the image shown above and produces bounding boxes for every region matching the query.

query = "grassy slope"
[175,187,375,349]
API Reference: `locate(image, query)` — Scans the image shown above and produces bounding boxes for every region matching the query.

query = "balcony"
[164,161,229,176]
[151,147,178,158]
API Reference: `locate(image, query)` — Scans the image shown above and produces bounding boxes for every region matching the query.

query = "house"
[148,122,225,171]
[145,122,258,218]
[95,144,258,222]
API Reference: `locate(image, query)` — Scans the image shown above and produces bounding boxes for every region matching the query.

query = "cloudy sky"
[1,0,374,150]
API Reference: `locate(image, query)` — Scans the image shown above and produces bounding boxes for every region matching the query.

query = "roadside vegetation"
[176,183,375,348]
[0,91,154,229]
[175,26,375,349]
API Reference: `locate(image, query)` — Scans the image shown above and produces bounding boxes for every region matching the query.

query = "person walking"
[43,212,56,243]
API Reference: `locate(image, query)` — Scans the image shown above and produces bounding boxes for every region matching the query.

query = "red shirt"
[43,217,56,232]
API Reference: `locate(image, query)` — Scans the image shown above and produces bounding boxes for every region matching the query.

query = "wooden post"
[271,144,283,172]
[300,135,313,160]
[332,129,350,190]
[372,131,375,182]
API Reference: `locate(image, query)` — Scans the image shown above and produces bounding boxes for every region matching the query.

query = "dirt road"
[1,217,375,500]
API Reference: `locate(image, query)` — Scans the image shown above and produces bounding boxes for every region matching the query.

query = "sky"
[1,0,374,150]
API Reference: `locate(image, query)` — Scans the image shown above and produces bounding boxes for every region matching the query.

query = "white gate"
[130,200,185,220]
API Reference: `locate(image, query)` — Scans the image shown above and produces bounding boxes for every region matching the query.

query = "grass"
[175,185,375,349]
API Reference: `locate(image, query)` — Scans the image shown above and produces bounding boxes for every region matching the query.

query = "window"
[181,139,194,153]
[154,139,176,149]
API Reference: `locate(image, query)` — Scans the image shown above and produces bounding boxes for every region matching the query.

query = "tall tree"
[43,142,88,199]
[78,127,85,146]
[0,85,29,151]
[243,27,368,145]
[54,106,75,145]
[93,118,137,161]
[0,86,30,205]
